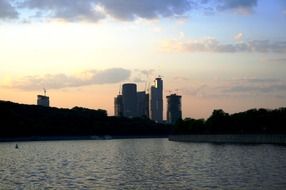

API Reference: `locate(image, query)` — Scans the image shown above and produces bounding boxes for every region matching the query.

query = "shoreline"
[169,134,286,145]
[2,135,286,145]
[0,135,168,143]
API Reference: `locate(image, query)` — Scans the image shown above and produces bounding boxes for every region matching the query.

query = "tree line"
[1,100,285,138]
[0,100,169,138]
[174,108,286,134]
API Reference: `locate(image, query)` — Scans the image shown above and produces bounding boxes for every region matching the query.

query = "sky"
[0,0,286,119]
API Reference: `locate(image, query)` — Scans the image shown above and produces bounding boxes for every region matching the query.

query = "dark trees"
[174,108,286,134]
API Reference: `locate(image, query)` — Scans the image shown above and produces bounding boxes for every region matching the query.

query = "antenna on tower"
[43,88,47,96]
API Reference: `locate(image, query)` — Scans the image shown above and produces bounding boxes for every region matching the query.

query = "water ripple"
[1,139,286,189]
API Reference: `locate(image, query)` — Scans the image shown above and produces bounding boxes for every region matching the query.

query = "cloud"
[234,32,244,42]
[203,7,215,16]
[181,84,209,97]
[0,0,263,22]
[180,78,286,99]
[6,68,131,90]
[91,68,131,84]
[20,0,105,22]
[216,0,258,15]
[223,84,286,94]
[0,0,18,18]
[132,77,145,83]
[135,69,155,77]
[222,78,286,94]
[19,0,193,22]
[269,58,286,64]
[130,69,155,83]
[99,0,192,21]
[162,37,286,53]
[197,0,258,15]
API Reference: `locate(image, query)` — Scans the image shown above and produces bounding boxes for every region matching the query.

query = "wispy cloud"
[130,69,155,83]
[181,84,209,97]
[0,0,18,19]
[161,37,286,53]
[268,58,286,64]
[1,0,264,22]
[216,0,258,15]
[5,68,131,90]
[134,69,155,77]
[97,0,193,21]
[181,78,286,99]
[234,32,244,42]
[222,78,286,94]
[197,0,258,15]
[19,0,105,22]
[17,0,193,22]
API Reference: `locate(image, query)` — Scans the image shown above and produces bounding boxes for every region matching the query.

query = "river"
[1,138,286,189]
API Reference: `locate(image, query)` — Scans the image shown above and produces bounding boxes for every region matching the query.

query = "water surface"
[1,139,286,189]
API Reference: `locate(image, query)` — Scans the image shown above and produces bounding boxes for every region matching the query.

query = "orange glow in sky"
[1,0,286,118]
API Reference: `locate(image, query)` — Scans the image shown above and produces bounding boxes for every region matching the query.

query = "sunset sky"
[1,0,286,119]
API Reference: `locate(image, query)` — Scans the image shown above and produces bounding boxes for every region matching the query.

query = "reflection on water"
[1,139,286,189]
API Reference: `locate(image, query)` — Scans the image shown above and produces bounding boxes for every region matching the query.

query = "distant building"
[113,77,163,121]
[122,83,137,118]
[166,94,182,124]
[145,93,150,118]
[137,91,149,118]
[114,95,123,117]
[150,77,163,123]
[37,95,50,107]
[150,86,157,120]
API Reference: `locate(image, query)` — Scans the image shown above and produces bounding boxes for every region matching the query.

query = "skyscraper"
[150,77,163,123]
[113,77,163,121]
[114,83,149,118]
[122,83,137,118]
[114,95,123,117]
[137,91,148,118]
[166,94,182,124]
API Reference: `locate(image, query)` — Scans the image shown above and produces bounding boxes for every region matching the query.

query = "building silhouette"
[114,77,165,122]
[166,94,182,124]
[114,85,149,118]
[114,95,123,117]
[37,89,50,107]
[37,95,50,107]
[122,83,138,118]
[137,91,149,118]
[150,77,163,123]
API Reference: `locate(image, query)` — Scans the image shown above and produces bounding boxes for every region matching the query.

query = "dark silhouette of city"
[1,100,286,141]
[0,100,169,140]
[114,77,165,123]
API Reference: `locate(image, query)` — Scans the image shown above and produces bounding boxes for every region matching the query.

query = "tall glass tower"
[150,77,163,123]
[166,94,182,124]
[122,83,137,118]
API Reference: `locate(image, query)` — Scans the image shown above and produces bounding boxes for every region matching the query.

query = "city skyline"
[1,0,286,119]
[114,77,170,123]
